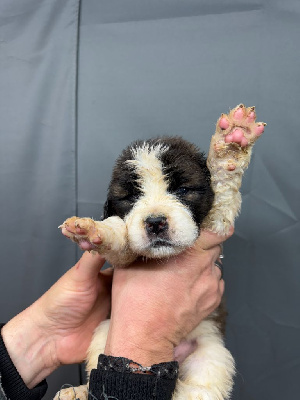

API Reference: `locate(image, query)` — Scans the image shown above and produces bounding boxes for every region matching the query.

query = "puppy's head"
[104,137,214,258]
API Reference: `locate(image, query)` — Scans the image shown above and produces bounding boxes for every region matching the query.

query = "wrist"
[105,341,174,366]
[104,319,174,366]
[1,304,59,389]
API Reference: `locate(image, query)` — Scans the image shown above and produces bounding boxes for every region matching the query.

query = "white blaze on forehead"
[127,143,169,196]
[124,142,199,257]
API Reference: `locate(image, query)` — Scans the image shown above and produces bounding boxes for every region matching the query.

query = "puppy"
[56,104,265,400]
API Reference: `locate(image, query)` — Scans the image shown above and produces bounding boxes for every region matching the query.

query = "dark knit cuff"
[0,324,48,400]
[88,354,178,400]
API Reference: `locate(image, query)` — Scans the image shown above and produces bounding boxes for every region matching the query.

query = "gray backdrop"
[0,1,299,399]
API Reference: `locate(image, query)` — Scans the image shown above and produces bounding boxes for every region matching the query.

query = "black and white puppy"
[104,137,214,259]
[57,104,265,400]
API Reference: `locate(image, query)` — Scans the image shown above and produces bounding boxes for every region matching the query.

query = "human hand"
[2,252,112,388]
[105,228,233,367]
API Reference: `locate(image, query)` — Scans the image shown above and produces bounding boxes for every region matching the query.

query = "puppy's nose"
[145,216,168,236]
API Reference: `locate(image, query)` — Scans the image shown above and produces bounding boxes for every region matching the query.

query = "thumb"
[69,251,106,282]
[196,227,234,250]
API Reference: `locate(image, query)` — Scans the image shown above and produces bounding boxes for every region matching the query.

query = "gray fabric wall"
[0,0,81,395]
[1,1,299,399]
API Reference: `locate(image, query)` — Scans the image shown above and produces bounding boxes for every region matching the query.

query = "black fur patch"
[103,137,214,227]
[159,137,214,227]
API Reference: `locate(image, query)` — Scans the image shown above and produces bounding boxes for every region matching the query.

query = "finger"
[70,251,106,282]
[196,227,234,250]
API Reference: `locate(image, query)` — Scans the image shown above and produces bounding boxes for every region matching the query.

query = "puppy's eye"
[175,186,205,197]
[118,193,135,203]
[176,187,190,196]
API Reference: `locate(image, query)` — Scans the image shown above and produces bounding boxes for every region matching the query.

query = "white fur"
[174,319,235,400]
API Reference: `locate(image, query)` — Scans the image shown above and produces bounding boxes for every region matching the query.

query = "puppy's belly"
[174,338,198,364]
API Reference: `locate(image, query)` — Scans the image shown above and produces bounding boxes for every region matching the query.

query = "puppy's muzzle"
[145,216,169,238]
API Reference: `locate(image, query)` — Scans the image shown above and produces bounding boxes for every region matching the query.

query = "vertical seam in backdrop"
[71,0,81,223]
[70,0,81,266]
[75,0,82,382]
[70,0,82,384]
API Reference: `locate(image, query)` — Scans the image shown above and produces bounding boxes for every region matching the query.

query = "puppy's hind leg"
[53,385,88,400]
[173,319,235,400]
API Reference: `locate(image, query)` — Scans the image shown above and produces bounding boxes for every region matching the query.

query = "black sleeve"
[88,354,178,400]
[0,324,48,400]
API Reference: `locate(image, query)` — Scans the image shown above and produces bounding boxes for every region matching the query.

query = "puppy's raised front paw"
[213,103,266,170]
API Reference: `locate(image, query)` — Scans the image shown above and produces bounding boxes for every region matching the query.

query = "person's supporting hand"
[105,228,233,367]
[1,252,112,389]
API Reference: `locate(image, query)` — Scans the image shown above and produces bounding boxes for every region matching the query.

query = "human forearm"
[104,267,177,366]
[103,230,229,369]
[104,316,174,366]
[2,252,112,391]
[1,303,58,389]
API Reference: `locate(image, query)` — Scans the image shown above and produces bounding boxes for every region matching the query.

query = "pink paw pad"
[217,104,266,149]
[233,106,245,121]
[225,128,248,147]
[78,239,96,251]
[247,111,256,123]
[255,123,265,136]
[219,115,229,130]
[75,226,87,235]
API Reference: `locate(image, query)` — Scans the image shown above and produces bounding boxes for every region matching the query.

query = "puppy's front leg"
[203,104,266,235]
[60,216,136,265]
